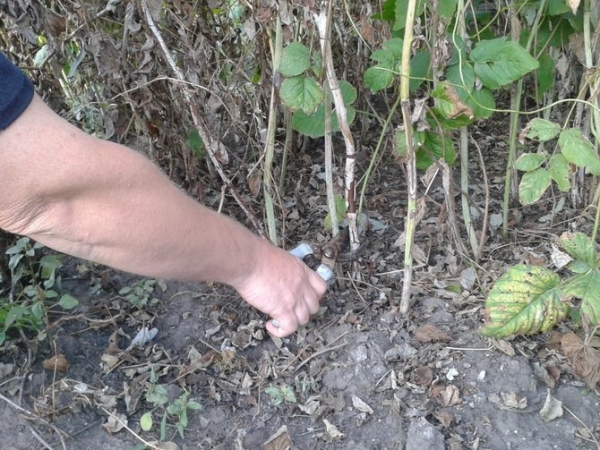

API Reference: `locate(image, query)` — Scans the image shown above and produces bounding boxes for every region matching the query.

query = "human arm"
[0,94,326,337]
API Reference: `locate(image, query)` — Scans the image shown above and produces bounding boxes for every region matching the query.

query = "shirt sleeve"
[0,52,34,131]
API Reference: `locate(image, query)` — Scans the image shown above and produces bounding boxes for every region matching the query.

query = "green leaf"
[395,129,408,159]
[5,306,25,329]
[447,62,475,92]
[264,387,284,406]
[468,87,495,119]
[548,0,571,15]
[415,130,456,170]
[140,412,153,431]
[437,0,457,19]
[480,265,569,338]
[280,42,311,77]
[324,194,347,230]
[560,232,599,271]
[39,255,63,279]
[536,51,555,97]
[562,271,600,329]
[187,400,202,410]
[518,168,552,205]
[370,48,394,65]
[392,0,424,31]
[383,38,404,59]
[470,38,539,89]
[431,81,474,121]
[409,51,431,92]
[58,294,79,310]
[281,385,297,403]
[515,153,547,171]
[291,81,356,137]
[526,118,561,142]
[160,413,167,441]
[371,0,395,22]
[279,76,324,114]
[187,129,205,159]
[364,66,394,92]
[559,129,600,176]
[45,290,59,299]
[146,384,169,406]
[548,154,571,192]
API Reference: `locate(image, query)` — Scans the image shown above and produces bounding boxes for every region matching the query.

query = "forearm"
[0,95,264,287]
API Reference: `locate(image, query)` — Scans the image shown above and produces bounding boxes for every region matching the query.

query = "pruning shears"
[289,227,352,286]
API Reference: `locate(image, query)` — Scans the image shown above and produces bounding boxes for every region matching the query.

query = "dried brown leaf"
[560,332,600,390]
[494,339,515,356]
[323,418,345,440]
[351,395,374,415]
[102,410,127,434]
[500,391,527,410]
[262,425,292,450]
[539,389,563,422]
[414,323,452,343]
[438,385,461,407]
[434,408,454,428]
[568,0,581,14]
[414,366,434,387]
[42,354,70,373]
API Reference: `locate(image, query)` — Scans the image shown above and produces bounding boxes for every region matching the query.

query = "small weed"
[140,383,202,441]
[0,237,79,345]
[264,384,297,407]
[119,279,165,308]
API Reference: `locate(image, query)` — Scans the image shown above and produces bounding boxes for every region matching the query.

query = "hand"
[233,245,327,337]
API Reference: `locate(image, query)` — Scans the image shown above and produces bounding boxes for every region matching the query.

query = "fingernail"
[271,320,280,328]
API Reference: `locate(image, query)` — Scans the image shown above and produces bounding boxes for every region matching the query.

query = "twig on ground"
[100,407,163,450]
[564,405,600,450]
[0,392,67,450]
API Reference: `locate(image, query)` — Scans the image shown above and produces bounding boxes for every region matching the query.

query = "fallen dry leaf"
[494,339,515,356]
[434,408,454,428]
[102,410,127,434]
[147,441,180,450]
[351,395,374,415]
[438,385,461,407]
[414,366,434,386]
[262,425,292,450]
[323,418,345,440]
[42,354,70,373]
[560,332,600,390]
[500,391,527,410]
[539,389,563,422]
[414,323,452,343]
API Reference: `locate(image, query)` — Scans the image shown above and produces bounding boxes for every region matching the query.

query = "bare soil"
[1,152,599,450]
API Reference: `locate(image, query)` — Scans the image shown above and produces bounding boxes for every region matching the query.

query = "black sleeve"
[0,52,34,131]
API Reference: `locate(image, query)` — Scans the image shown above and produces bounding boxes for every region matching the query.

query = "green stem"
[502,0,548,238]
[399,0,418,315]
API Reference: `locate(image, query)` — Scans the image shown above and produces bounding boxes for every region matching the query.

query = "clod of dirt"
[405,417,445,450]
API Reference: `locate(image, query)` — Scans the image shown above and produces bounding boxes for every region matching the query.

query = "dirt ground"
[1,149,600,450]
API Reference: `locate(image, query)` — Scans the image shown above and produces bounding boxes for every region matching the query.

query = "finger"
[266,320,293,338]
[294,301,311,326]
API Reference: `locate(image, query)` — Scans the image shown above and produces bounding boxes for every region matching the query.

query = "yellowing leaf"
[518,168,552,205]
[525,118,561,142]
[559,129,600,176]
[480,265,569,338]
[140,411,153,431]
